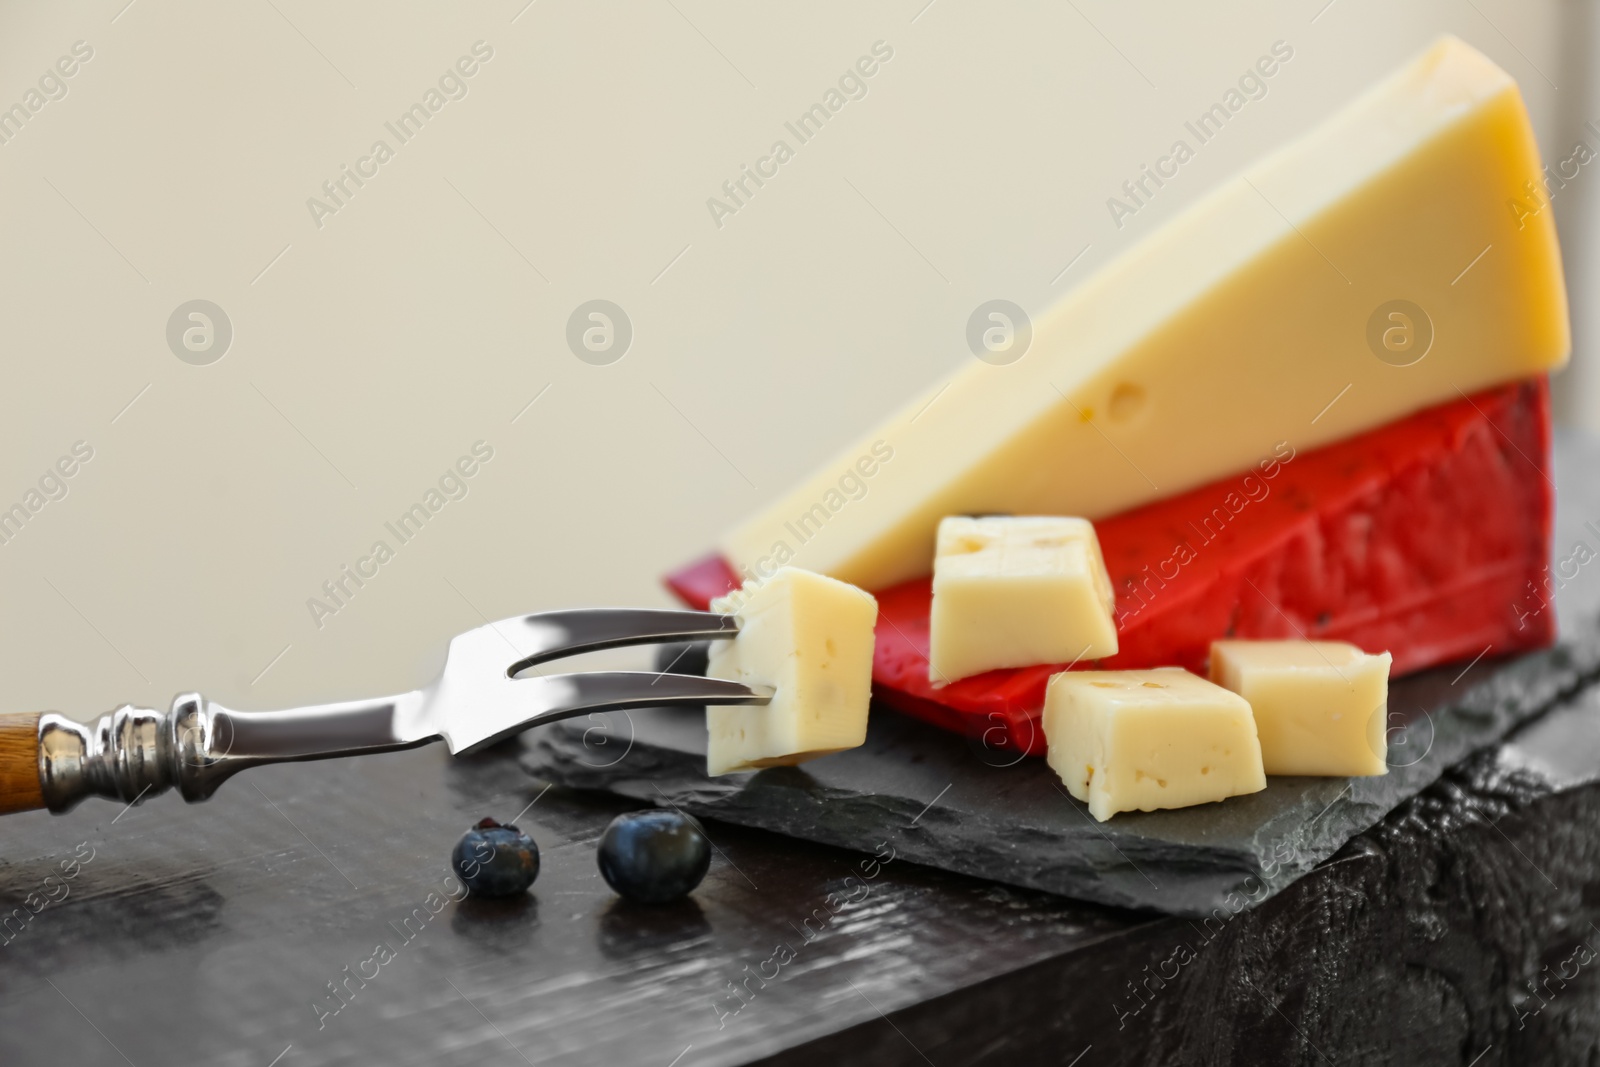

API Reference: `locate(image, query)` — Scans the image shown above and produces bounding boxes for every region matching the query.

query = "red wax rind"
[664,551,741,611]
[666,379,1556,755]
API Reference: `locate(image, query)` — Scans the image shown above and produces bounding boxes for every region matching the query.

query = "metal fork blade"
[501,609,738,677]
[32,609,767,814]
[441,671,771,754]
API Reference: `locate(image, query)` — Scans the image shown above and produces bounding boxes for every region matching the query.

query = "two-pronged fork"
[0,609,765,817]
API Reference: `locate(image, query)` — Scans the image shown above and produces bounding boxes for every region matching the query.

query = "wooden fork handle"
[0,713,44,815]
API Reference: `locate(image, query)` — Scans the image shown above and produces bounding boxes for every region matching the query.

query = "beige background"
[0,0,1588,721]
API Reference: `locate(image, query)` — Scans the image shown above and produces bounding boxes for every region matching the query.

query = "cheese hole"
[950,536,990,554]
[1090,681,1119,688]
[1108,383,1146,421]
[1141,681,1167,688]
[1201,766,1210,775]
[825,638,837,657]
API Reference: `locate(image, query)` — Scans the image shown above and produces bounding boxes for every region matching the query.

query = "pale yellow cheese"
[705,567,877,776]
[928,516,1117,684]
[1044,668,1266,821]
[1210,640,1390,777]
[722,37,1568,592]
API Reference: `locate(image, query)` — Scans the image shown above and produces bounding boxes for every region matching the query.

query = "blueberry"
[653,640,710,677]
[452,817,540,897]
[597,810,712,904]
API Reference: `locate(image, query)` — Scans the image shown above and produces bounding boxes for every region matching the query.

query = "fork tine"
[496,608,737,676]
[444,670,771,754]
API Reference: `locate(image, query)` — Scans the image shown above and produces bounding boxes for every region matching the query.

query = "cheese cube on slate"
[706,567,877,777]
[1044,668,1266,822]
[928,516,1118,685]
[1209,640,1391,777]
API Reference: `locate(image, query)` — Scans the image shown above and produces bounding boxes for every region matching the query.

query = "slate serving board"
[521,625,1600,918]
[524,432,1600,919]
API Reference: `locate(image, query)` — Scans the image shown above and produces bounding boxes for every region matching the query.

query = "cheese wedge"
[722,37,1568,592]
[928,516,1117,684]
[706,567,877,776]
[1044,668,1267,821]
[1210,640,1391,777]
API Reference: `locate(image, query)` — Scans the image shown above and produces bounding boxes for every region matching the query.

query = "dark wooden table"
[4,432,1600,1067]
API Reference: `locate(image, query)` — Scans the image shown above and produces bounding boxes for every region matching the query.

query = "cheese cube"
[928,516,1117,685]
[1043,668,1266,821]
[706,567,877,776]
[1209,640,1391,777]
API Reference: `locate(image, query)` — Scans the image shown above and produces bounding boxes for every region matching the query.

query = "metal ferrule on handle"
[34,691,429,813]
[39,695,217,813]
